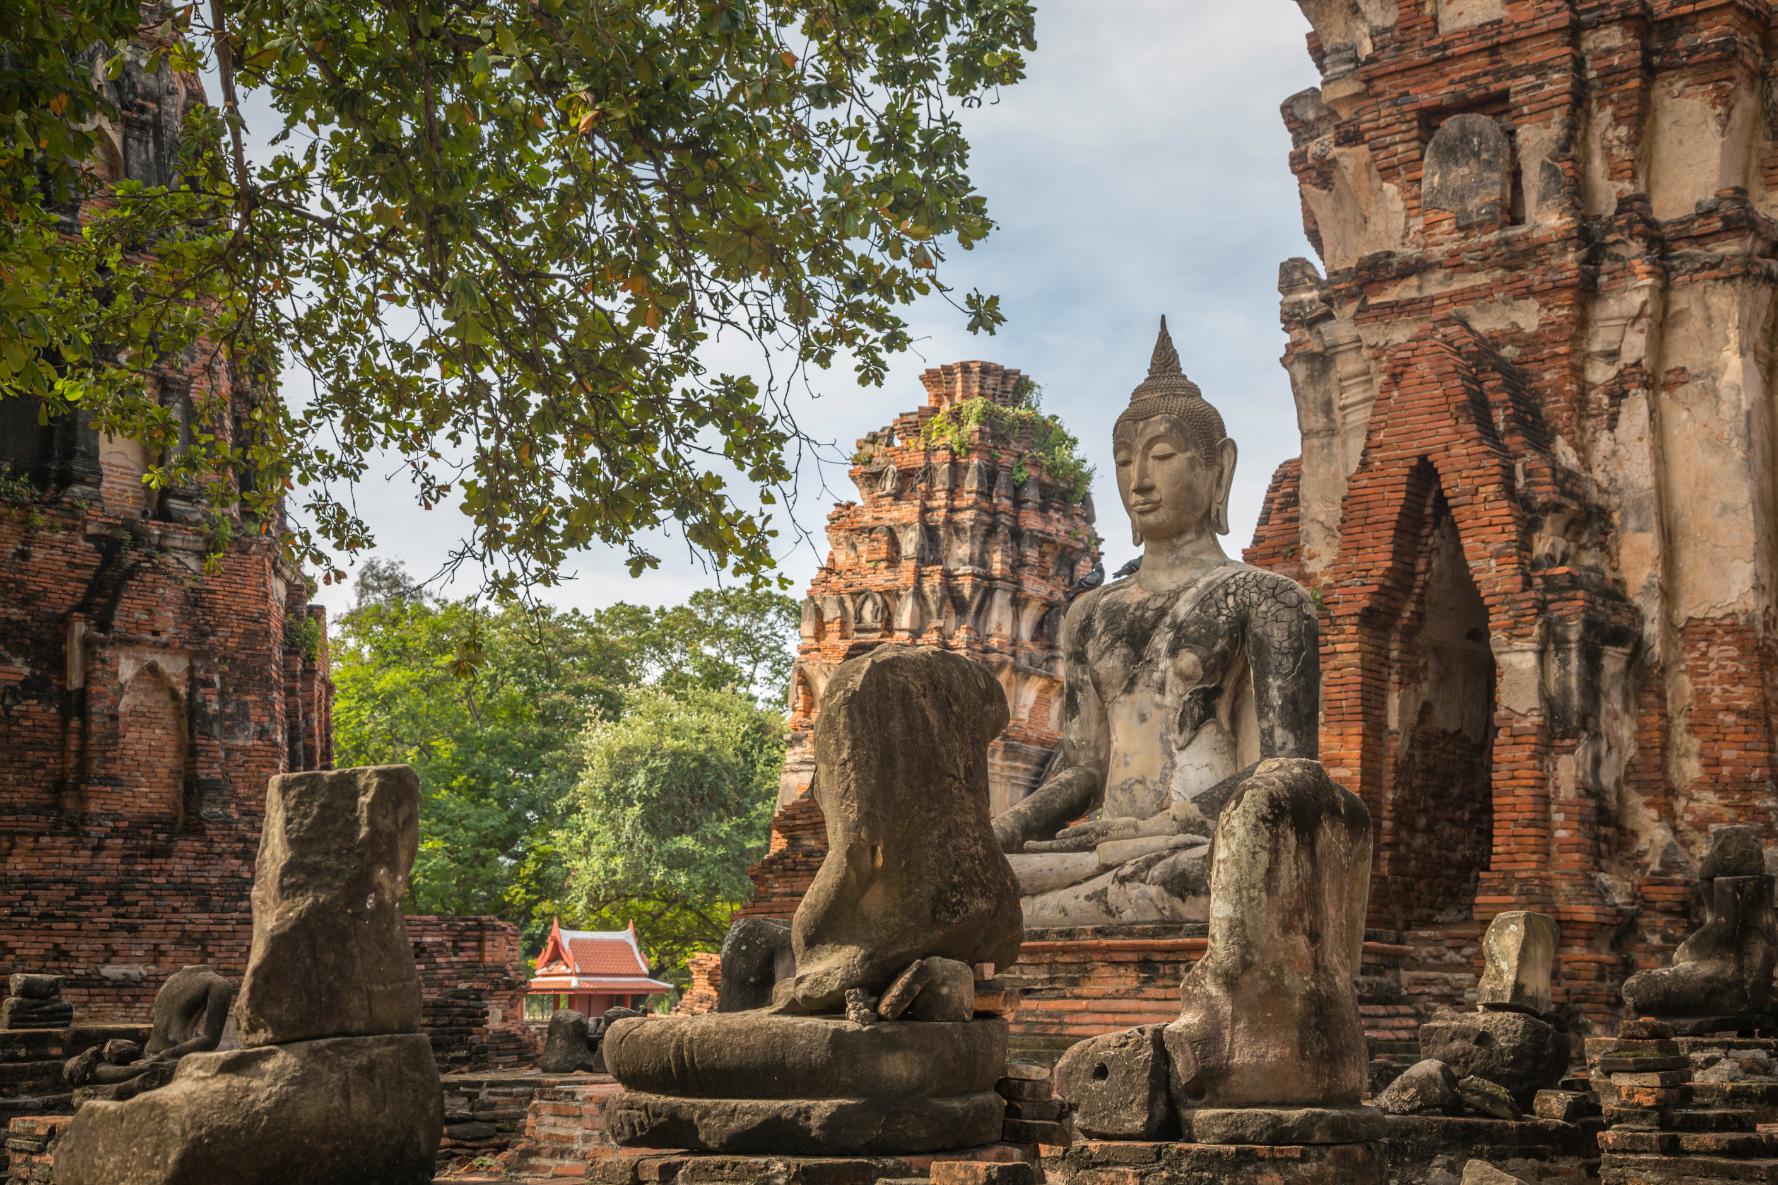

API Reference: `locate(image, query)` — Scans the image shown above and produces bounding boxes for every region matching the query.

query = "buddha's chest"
[1082,581,1244,709]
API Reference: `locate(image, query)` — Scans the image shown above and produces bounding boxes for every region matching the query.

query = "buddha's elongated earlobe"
[1132,523,1144,548]
[1212,437,1238,536]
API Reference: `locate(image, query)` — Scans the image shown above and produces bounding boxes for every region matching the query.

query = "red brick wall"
[409,915,537,1072]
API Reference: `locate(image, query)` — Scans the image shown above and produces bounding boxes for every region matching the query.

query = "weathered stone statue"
[55,766,442,1185]
[1624,826,1777,1031]
[63,967,234,1102]
[602,645,1022,1157]
[993,320,1320,928]
[1045,330,1381,1176]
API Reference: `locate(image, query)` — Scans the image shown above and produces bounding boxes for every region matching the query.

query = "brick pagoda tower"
[743,361,1100,919]
[1249,0,1778,1026]
[0,51,335,1019]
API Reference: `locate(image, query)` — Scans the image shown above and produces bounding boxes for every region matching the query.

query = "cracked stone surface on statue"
[1623,826,1777,1029]
[603,645,1023,1156]
[55,765,442,1185]
[992,320,1321,929]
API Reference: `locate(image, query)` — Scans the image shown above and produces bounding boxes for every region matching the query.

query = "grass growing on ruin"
[922,380,1094,503]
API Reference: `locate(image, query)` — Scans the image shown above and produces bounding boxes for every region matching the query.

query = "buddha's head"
[1112,318,1237,547]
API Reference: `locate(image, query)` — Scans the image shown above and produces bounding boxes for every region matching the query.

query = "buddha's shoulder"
[1207,563,1315,618]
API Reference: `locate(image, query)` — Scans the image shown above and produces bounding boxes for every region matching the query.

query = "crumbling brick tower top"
[0,51,333,1018]
[1249,0,1778,1027]
[744,361,1100,918]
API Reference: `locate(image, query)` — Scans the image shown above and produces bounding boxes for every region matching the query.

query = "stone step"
[1602,1153,1778,1184]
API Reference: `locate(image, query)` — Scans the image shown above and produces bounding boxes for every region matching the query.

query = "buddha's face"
[1113,416,1233,545]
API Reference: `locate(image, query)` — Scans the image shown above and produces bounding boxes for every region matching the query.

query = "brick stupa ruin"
[742,361,1101,921]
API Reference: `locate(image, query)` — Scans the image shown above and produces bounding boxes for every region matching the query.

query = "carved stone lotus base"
[1054,1138,1385,1185]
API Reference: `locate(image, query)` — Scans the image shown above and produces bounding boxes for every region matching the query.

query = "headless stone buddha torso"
[994,320,1320,929]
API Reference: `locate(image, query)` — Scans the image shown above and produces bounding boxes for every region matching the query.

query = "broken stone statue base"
[1057,1138,1385,1185]
[604,1089,1006,1156]
[53,1033,442,1185]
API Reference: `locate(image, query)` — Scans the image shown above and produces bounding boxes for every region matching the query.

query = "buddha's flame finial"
[1149,316,1183,379]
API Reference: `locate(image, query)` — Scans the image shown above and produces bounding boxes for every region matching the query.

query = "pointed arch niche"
[1373,466,1497,926]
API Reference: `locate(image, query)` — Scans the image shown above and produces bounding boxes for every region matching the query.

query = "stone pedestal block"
[52,1033,442,1185]
[233,766,423,1046]
[1055,1138,1386,1185]
[603,1089,1006,1157]
[603,1014,1005,1102]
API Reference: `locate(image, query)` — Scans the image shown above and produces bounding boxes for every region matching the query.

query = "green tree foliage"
[558,684,783,984]
[2,0,1035,594]
[330,559,796,947]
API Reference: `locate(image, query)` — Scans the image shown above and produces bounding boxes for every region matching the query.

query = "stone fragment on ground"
[1460,1161,1533,1185]
[1419,1009,1568,1106]
[537,1009,596,1073]
[1054,1024,1172,1140]
[1476,912,1558,1016]
[1375,1059,1460,1116]
[1456,1075,1525,1121]
[877,961,930,1021]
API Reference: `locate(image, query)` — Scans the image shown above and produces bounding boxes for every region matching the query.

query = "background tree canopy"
[331,558,797,959]
[559,684,785,983]
[1,0,1035,594]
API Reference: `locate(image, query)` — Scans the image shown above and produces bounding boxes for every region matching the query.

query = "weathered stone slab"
[53,1033,442,1185]
[603,1014,1005,1102]
[588,1151,932,1184]
[233,766,423,1046]
[1420,1009,1568,1106]
[604,1089,1005,1156]
[1477,912,1558,1016]
[8,975,63,1001]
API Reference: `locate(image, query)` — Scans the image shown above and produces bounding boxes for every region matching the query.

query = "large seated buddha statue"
[993,320,1321,928]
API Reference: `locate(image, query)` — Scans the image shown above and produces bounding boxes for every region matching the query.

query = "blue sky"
[302,3,1323,615]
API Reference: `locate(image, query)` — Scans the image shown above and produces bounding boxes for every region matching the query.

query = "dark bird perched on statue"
[1068,561,1105,600]
[1112,557,1143,580]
